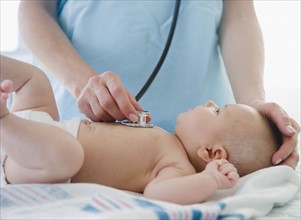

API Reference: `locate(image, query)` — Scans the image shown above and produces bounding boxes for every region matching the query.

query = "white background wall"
[1,0,300,125]
[254,0,300,126]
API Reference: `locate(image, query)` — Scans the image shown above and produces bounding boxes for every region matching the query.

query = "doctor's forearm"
[18,1,95,98]
[220,1,266,105]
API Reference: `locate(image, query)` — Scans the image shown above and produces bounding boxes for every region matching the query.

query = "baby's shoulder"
[156,148,196,177]
[154,158,196,180]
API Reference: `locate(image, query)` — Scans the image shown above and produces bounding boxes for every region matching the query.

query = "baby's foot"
[0,80,12,118]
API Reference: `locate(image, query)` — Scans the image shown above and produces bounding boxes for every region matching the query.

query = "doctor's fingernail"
[129,113,138,122]
[286,125,296,134]
[275,159,282,165]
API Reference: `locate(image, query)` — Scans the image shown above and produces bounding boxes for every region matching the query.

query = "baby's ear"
[197,144,227,162]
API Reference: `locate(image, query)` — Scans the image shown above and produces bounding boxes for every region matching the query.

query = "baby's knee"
[50,141,85,183]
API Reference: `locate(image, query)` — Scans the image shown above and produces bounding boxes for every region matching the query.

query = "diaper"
[14,110,81,138]
[1,110,81,186]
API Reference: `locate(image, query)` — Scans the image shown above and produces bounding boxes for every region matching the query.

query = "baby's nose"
[204,100,219,109]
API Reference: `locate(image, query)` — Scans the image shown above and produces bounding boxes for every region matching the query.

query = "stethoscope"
[121,0,181,128]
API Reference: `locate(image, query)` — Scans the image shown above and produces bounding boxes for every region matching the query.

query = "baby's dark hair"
[223,112,282,176]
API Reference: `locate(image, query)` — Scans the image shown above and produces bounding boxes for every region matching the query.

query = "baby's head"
[175,100,281,176]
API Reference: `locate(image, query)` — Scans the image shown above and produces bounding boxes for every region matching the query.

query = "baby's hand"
[203,159,239,189]
[0,79,12,118]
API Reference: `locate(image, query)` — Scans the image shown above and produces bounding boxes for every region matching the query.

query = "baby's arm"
[143,159,239,205]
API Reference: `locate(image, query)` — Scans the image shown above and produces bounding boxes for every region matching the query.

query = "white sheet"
[1,165,299,219]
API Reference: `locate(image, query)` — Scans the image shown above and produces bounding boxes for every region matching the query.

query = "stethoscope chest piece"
[121,110,154,128]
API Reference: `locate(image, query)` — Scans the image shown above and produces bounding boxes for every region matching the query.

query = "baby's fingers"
[219,163,237,175]
[227,171,240,184]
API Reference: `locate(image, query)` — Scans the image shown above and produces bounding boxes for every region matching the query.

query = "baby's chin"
[174,117,183,134]
[175,111,186,125]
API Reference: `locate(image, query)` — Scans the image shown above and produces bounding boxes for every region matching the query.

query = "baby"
[0,55,280,205]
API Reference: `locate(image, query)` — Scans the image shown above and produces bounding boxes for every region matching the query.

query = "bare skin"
[74,122,193,193]
[1,55,238,205]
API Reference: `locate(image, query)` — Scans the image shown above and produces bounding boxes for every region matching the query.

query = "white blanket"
[1,166,299,219]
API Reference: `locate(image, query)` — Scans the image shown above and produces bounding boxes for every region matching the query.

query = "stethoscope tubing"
[135,0,181,101]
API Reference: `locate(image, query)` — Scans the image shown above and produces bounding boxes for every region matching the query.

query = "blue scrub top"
[47,0,235,132]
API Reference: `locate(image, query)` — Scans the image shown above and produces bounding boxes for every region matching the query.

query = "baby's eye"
[215,108,220,114]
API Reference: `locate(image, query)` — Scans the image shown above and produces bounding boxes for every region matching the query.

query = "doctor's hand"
[252,101,300,169]
[77,71,143,122]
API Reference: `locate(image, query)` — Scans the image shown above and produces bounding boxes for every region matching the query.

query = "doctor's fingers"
[272,118,300,167]
[77,85,117,122]
[79,72,141,122]
[104,75,141,123]
[78,72,129,121]
[77,94,111,122]
[127,91,143,113]
[263,102,298,136]
[273,137,299,168]
[94,85,129,121]
[278,149,299,169]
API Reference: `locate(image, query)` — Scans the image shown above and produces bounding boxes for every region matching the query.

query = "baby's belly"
[71,120,160,193]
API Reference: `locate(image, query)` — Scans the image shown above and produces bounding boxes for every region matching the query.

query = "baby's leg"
[1,55,59,120]
[1,80,84,184]
[1,115,84,184]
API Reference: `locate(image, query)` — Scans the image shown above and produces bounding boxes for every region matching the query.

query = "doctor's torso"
[48,0,234,132]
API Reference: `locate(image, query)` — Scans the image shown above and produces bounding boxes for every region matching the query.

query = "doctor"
[18,0,299,167]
